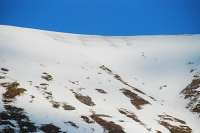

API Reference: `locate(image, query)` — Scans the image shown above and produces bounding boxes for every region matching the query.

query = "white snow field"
[0,25,200,133]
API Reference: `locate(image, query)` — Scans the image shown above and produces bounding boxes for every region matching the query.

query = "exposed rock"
[81,116,94,124]
[41,72,53,81]
[62,103,76,110]
[120,88,150,110]
[50,100,60,109]
[90,114,125,133]
[40,123,61,133]
[158,114,192,133]
[95,88,107,94]
[0,76,5,79]
[68,80,79,85]
[64,121,79,128]
[2,127,15,133]
[118,108,145,126]
[0,105,37,132]
[181,78,200,114]
[1,68,9,72]
[73,92,95,106]
[40,83,49,86]
[3,82,26,99]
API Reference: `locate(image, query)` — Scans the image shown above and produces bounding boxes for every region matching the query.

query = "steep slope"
[0,25,200,133]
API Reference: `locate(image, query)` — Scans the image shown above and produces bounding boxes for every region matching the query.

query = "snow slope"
[0,25,200,133]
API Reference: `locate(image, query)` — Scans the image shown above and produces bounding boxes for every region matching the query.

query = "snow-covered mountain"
[0,25,200,133]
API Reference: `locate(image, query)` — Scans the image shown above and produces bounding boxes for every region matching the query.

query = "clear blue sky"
[0,0,200,36]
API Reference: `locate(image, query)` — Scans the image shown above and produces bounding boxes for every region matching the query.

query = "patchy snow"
[0,25,200,133]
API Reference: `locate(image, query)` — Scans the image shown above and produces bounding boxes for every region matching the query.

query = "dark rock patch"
[118,108,145,126]
[50,100,60,109]
[159,121,191,133]
[49,100,76,111]
[3,82,26,99]
[0,105,37,132]
[192,104,200,112]
[1,68,9,72]
[81,116,94,124]
[72,92,95,106]
[2,127,15,133]
[40,83,49,86]
[29,95,35,103]
[92,114,111,118]
[158,114,186,124]
[158,114,192,133]
[27,81,33,86]
[62,103,75,110]
[0,82,12,87]
[95,88,107,94]
[30,95,35,99]
[0,76,5,79]
[68,80,79,85]
[40,123,61,133]
[90,113,125,133]
[181,78,200,114]
[0,112,10,120]
[36,83,53,101]
[86,76,90,79]
[120,88,150,110]
[99,65,112,74]
[156,130,162,133]
[0,120,16,127]
[64,121,79,128]
[190,69,195,73]
[159,85,167,90]
[37,83,75,111]
[188,61,194,65]
[41,72,53,81]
